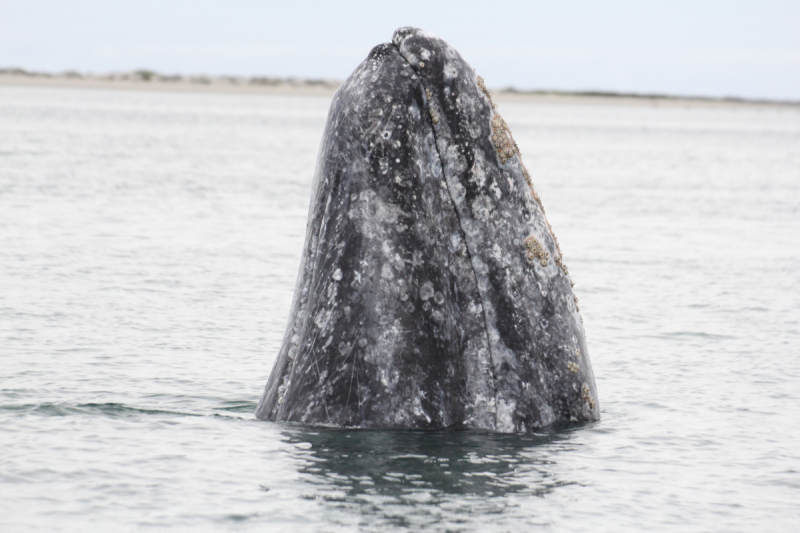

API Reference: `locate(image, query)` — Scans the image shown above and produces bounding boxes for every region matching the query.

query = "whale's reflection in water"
[279,426,583,531]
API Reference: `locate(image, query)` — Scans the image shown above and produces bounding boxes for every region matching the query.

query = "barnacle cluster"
[521,164,546,213]
[425,88,432,101]
[555,254,569,277]
[430,109,439,124]
[531,188,543,210]
[490,113,519,164]
[554,244,569,278]
[476,75,497,109]
[524,235,549,266]
[477,75,577,291]
[543,227,573,283]
[477,75,543,207]
[582,384,595,409]
[520,164,534,189]
[567,361,579,374]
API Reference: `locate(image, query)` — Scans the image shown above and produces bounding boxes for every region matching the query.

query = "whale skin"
[255,27,599,432]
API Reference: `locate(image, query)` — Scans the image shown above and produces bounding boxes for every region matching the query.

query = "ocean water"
[1,84,799,532]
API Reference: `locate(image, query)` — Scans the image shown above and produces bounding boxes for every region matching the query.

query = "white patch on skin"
[381,263,394,280]
[491,243,504,263]
[414,159,427,183]
[418,29,438,40]
[420,281,435,300]
[444,144,468,174]
[419,48,431,60]
[314,309,331,332]
[448,177,467,205]
[469,162,487,188]
[332,268,342,281]
[468,301,483,315]
[369,194,403,230]
[471,195,494,222]
[443,62,459,81]
[490,179,502,199]
[409,249,423,269]
[449,232,461,253]
[393,254,405,272]
[495,399,516,432]
[379,367,392,389]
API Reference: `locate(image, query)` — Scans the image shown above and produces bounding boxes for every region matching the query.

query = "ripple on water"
[1,85,799,532]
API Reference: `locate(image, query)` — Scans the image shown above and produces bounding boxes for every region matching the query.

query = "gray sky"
[2,0,798,100]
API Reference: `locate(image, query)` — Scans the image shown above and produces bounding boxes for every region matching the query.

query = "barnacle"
[520,163,534,189]
[555,253,570,277]
[490,114,519,164]
[476,75,496,109]
[480,76,576,285]
[524,236,549,266]
[581,384,595,409]
[480,75,551,221]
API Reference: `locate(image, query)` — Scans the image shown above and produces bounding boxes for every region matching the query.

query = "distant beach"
[0,68,340,97]
[2,68,798,108]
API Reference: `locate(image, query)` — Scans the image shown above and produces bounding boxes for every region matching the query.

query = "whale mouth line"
[390,36,499,431]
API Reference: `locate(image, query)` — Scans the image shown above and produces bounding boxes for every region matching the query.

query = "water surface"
[1,85,799,532]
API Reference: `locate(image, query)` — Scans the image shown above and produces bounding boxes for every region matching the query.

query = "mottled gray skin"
[256,28,599,431]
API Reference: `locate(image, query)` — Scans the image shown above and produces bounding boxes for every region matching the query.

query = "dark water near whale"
[1,85,799,532]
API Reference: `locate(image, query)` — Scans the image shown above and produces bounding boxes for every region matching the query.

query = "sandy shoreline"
[2,72,798,108]
[0,72,341,97]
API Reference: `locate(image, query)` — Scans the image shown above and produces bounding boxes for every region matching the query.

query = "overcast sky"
[1,0,798,100]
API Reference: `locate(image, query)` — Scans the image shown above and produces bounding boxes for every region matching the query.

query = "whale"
[256,27,599,432]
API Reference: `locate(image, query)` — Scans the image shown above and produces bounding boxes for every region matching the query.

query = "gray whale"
[256,27,599,432]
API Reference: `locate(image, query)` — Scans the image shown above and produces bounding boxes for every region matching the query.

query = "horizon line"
[2,67,798,107]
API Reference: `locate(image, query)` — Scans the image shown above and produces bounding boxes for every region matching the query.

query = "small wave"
[215,400,258,413]
[1,400,261,419]
[655,331,735,340]
[0,401,202,418]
